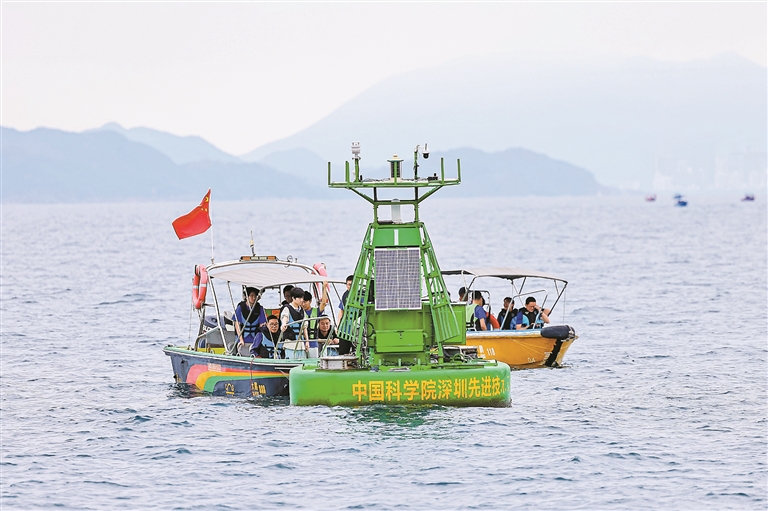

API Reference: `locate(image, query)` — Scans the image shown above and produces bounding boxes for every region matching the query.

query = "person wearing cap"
[235,286,267,354]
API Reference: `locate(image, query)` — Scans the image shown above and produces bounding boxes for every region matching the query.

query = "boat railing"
[270,315,341,360]
[194,303,341,359]
[511,289,548,310]
[194,325,223,350]
[508,289,549,328]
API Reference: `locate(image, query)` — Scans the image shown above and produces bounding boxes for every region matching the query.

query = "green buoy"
[289,143,511,406]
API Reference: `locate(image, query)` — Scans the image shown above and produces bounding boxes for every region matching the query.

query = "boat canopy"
[442,267,567,284]
[207,260,345,289]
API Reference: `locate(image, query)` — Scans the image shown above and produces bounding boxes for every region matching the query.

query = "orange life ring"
[312,262,329,298]
[488,313,500,330]
[192,264,208,309]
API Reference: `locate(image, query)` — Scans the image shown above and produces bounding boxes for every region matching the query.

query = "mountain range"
[1,127,318,202]
[1,125,610,202]
[243,52,766,191]
[88,123,241,165]
[3,52,764,202]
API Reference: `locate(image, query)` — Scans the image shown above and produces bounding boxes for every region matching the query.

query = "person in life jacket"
[497,297,518,330]
[251,315,282,358]
[337,275,354,324]
[336,275,356,356]
[466,290,489,331]
[280,287,309,358]
[301,288,328,358]
[515,296,551,330]
[281,285,294,306]
[315,316,340,354]
[235,287,267,352]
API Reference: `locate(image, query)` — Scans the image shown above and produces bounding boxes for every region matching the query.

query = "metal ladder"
[338,224,374,354]
[419,224,460,345]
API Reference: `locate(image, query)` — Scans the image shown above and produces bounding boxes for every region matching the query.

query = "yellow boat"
[442,267,577,368]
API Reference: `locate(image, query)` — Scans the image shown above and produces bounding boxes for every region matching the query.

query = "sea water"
[1,196,766,509]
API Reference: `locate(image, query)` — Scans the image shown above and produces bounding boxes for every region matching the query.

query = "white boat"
[163,256,346,397]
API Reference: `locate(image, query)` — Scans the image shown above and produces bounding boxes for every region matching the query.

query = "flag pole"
[209,189,215,264]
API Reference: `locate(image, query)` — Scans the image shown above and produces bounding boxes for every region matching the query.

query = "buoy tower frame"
[328,145,466,369]
[288,144,510,406]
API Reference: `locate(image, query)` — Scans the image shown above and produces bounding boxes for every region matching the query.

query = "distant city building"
[653,149,766,192]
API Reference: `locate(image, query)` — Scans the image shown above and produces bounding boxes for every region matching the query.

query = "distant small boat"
[673,194,683,200]
[645,194,657,202]
[676,199,688,207]
[741,194,755,202]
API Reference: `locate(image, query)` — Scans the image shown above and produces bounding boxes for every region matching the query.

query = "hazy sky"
[3,2,766,155]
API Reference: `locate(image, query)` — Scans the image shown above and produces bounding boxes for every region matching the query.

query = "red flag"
[172,190,211,239]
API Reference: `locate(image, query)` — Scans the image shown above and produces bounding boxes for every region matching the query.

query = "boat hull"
[163,346,305,397]
[289,362,511,407]
[460,329,576,368]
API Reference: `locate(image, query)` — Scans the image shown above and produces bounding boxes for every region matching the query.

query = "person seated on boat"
[235,287,267,354]
[281,287,309,358]
[337,275,354,324]
[467,291,489,331]
[458,287,468,302]
[302,289,328,358]
[316,316,340,355]
[497,297,518,330]
[515,297,551,330]
[251,314,282,358]
[281,285,294,307]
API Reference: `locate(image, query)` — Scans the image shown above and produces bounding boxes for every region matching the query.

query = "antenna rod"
[413,145,419,180]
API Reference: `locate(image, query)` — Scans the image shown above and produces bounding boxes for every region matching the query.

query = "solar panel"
[374,248,422,310]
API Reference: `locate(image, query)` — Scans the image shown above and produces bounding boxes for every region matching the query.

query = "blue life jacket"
[516,309,543,329]
[281,304,305,340]
[237,301,263,339]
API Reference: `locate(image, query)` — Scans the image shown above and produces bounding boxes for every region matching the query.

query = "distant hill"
[259,147,329,187]
[349,147,611,197]
[1,127,317,202]
[88,122,241,165]
[1,126,611,203]
[2,127,183,202]
[240,52,767,190]
[431,147,610,197]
